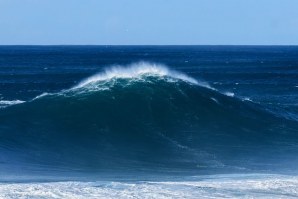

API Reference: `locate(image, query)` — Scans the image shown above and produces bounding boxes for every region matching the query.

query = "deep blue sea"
[0,46,298,198]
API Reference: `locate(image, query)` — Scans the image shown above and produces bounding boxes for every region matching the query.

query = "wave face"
[0,63,298,174]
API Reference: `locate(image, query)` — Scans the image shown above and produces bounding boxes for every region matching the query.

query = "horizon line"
[1,44,298,47]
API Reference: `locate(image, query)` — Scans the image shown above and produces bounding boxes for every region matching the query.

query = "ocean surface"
[0,45,298,198]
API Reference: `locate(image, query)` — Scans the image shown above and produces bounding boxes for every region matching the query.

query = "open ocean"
[0,46,298,198]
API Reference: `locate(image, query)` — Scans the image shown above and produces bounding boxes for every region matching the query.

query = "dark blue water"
[0,46,298,180]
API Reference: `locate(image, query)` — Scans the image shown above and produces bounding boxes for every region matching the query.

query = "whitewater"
[1,174,298,198]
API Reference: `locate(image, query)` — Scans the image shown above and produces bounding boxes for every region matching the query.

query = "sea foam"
[0,174,297,199]
[0,100,25,108]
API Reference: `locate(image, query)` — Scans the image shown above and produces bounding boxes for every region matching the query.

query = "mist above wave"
[74,62,206,88]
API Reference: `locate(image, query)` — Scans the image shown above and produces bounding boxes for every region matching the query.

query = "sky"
[0,0,298,45]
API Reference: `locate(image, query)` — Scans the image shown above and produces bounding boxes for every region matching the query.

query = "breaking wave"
[0,63,297,175]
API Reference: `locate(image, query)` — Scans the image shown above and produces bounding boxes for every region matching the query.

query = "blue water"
[0,46,298,198]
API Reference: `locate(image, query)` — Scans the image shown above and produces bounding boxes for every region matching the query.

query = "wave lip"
[74,62,203,89]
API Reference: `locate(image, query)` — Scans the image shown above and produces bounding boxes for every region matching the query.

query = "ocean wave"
[0,63,297,173]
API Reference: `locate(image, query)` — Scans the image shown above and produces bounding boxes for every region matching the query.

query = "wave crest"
[74,62,204,89]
